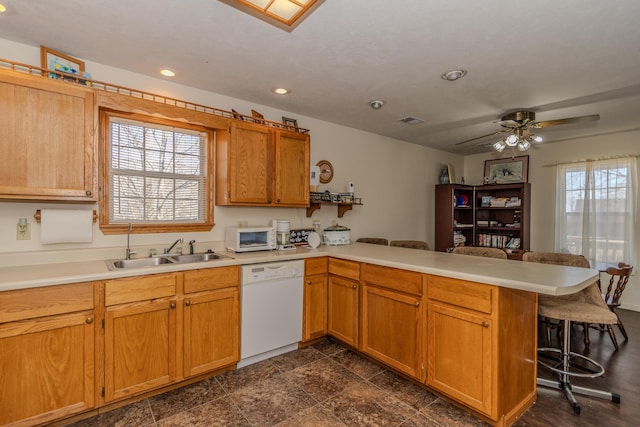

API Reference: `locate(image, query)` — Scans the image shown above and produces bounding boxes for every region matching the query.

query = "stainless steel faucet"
[164,238,183,254]
[126,223,137,260]
[188,240,196,255]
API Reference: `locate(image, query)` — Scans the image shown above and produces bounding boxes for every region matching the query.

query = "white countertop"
[0,243,598,295]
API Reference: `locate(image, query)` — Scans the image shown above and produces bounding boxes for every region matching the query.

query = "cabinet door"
[0,311,95,426]
[327,275,359,347]
[303,273,328,341]
[361,286,423,379]
[0,71,95,201]
[274,130,309,206]
[227,122,272,204]
[104,299,177,402]
[183,288,239,377]
[427,302,493,415]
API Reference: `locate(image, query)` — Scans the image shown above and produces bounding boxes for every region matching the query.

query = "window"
[555,157,638,268]
[100,110,213,233]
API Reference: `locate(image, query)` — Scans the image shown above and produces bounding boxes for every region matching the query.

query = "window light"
[221,0,323,30]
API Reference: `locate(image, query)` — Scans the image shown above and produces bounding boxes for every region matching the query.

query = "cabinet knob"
[415,301,421,307]
[352,284,357,289]
[307,280,312,285]
[86,317,93,324]
[185,300,191,306]
[170,302,176,309]
[85,190,92,196]
[276,199,280,203]
[482,321,490,328]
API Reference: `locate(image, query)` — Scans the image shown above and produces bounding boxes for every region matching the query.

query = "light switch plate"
[17,223,31,240]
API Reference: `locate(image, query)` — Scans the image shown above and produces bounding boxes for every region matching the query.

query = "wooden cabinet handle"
[482,321,489,328]
[415,301,420,307]
[276,199,280,203]
[85,190,92,196]
[307,280,312,285]
[170,302,176,309]
[352,284,357,289]
[185,300,191,306]
[86,317,93,324]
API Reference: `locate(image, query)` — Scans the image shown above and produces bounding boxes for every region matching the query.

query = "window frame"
[99,109,214,234]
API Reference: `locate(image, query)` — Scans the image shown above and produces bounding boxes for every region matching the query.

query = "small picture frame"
[40,46,85,78]
[282,116,298,130]
[251,109,264,124]
[484,155,529,184]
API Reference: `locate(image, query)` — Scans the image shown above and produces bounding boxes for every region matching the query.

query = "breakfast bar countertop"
[0,243,598,295]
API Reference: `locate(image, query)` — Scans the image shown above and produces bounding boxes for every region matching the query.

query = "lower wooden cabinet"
[183,267,240,377]
[361,264,425,380]
[103,273,178,402]
[327,258,360,347]
[303,257,328,341]
[0,282,95,426]
[426,275,537,424]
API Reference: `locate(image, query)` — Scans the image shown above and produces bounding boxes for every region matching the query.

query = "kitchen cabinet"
[182,266,240,377]
[0,282,96,426]
[361,264,425,380]
[215,121,310,207]
[303,257,328,341]
[103,273,178,402]
[0,69,96,202]
[327,258,360,347]
[426,275,537,424]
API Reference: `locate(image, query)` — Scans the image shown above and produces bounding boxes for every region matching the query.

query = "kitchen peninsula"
[0,243,598,427]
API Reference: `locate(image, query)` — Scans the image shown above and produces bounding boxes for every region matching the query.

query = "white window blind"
[555,157,638,268]
[108,117,208,223]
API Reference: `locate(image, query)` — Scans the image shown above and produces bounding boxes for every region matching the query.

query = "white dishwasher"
[238,259,304,368]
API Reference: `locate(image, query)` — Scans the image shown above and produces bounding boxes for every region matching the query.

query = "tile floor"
[67,338,490,426]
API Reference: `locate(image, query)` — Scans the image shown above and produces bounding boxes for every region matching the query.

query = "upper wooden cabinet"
[216,121,310,207]
[0,70,96,201]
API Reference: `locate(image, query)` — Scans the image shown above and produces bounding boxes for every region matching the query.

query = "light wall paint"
[1,38,638,311]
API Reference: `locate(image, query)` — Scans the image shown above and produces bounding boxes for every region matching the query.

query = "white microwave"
[225,226,277,252]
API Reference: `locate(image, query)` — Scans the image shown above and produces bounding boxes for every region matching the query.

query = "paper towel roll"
[40,209,94,244]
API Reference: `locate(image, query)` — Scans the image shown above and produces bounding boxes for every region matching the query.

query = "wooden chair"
[593,263,633,346]
[389,240,429,250]
[452,246,507,259]
[522,251,621,414]
[356,237,388,246]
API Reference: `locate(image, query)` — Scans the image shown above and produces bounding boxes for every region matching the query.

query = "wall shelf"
[306,201,363,218]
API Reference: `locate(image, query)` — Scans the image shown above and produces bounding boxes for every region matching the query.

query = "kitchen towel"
[40,209,94,244]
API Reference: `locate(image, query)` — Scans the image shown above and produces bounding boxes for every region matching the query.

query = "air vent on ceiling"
[398,116,424,125]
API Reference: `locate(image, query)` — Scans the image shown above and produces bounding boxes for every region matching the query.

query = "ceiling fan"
[456,110,600,153]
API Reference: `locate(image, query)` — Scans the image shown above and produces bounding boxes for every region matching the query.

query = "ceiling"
[1,0,639,155]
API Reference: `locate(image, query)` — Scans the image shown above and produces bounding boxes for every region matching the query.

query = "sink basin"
[105,252,231,270]
[107,256,175,270]
[171,253,230,263]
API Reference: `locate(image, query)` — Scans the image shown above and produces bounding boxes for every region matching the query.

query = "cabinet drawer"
[105,273,177,306]
[427,275,493,314]
[183,266,239,293]
[305,257,328,276]
[362,264,423,296]
[0,282,94,323]
[329,258,360,281]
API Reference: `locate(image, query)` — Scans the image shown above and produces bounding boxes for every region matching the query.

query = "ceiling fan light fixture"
[518,141,531,151]
[493,141,506,152]
[505,134,519,146]
[441,69,467,81]
[531,135,543,143]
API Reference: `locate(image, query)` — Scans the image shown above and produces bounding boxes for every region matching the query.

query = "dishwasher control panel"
[241,260,304,284]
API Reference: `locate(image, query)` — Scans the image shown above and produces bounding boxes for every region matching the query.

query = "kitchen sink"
[105,252,232,271]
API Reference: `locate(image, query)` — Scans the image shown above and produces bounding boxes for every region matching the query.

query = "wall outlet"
[17,223,31,240]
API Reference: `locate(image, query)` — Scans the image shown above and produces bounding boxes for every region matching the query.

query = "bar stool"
[523,252,621,414]
[452,247,507,259]
[356,237,388,246]
[389,240,429,250]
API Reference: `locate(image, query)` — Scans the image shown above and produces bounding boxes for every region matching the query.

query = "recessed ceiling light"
[160,69,176,77]
[369,100,385,110]
[441,69,467,81]
[273,87,290,95]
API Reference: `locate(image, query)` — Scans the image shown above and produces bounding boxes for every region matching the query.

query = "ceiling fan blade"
[455,130,509,145]
[531,114,600,128]
[494,119,520,128]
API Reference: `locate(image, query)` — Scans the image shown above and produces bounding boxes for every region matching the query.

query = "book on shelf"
[505,197,521,207]
[489,197,509,207]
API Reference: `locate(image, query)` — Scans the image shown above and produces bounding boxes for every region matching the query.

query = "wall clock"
[316,160,334,184]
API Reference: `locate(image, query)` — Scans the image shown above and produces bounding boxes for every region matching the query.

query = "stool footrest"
[538,347,605,378]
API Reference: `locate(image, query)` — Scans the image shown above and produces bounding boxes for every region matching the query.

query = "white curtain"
[555,156,638,269]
